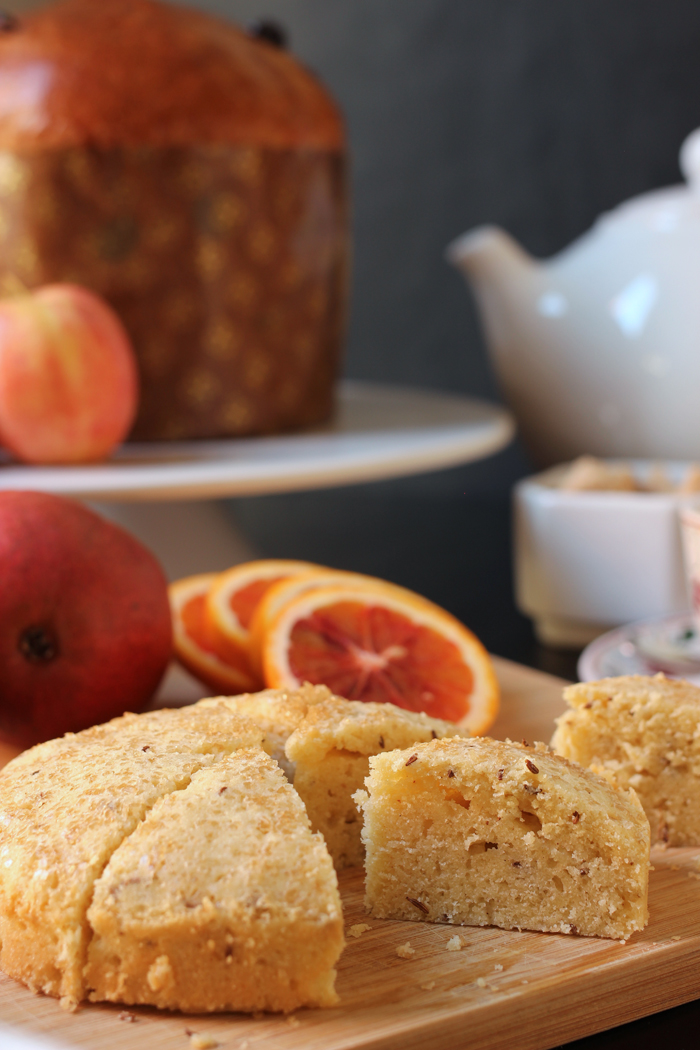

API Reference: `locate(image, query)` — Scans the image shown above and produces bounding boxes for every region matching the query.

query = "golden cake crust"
[0,704,263,1007]
[85,748,344,1012]
[203,684,332,778]
[0,697,344,1012]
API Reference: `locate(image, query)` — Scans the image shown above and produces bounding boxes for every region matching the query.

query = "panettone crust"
[0,0,343,151]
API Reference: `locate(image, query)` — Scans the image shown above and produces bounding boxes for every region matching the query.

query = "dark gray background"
[13,0,700,661]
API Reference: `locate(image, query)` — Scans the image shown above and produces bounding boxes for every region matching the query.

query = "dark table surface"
[231,473,699,1050]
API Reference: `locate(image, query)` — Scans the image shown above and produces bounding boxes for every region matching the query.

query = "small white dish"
[578,612,700,684]
[514,460,698,648]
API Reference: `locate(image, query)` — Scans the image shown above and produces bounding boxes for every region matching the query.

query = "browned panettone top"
[0,0,344,150]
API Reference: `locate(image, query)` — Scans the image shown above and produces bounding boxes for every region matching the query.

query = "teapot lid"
[0,0,343,151]
[595,127,700,232]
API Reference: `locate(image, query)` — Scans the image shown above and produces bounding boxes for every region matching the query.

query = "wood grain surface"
[2,657,699,1050]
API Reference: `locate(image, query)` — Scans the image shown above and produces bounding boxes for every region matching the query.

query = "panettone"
[0,0,348,441]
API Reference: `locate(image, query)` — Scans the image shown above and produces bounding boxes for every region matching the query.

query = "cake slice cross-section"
[355,737,650,940]
[85,748,344,1012]
[285,696,470,869]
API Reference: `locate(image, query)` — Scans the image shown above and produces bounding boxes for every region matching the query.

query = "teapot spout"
[446,225,542,367]
[446,225,536,286]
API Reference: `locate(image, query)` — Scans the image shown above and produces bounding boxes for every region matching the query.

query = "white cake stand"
[0,380,514,579]
[0,380,514,705]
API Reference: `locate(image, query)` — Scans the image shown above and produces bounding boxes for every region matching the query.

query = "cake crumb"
[118,1011,137,1022]
[187,1034,219,1050]
[348,923,371,938]
[285,1015,301,1028]
[446,935,463,952]
[671,935,682,941]
[420,980,436,991]
[475,977,487,988]
[396,942,415,958]
[493,963,503,972]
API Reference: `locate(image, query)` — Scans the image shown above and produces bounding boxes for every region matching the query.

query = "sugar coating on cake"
[355,737,649,940]
[286,698,470,869]
[552,674,700,846]
[0,705,263,1008]
[85,748,344,1013]
[201,683,332,779]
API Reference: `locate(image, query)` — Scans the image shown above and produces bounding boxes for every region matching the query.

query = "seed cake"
[355,737,650,940]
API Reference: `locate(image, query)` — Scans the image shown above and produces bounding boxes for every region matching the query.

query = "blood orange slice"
[169,574,260,694]
[261,583,499,733]
[249,569,419,673]
[205,560,325,664]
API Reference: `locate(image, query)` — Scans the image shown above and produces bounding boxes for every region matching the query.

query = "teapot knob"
[679,128,700,190]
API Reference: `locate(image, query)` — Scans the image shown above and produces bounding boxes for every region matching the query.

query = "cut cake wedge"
[355,737,650,940]
[0,705,263,1008]
[85,748,344,1012]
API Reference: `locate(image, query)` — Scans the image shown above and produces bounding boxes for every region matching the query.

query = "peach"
[0,284,138,464]
[0,491,172,746]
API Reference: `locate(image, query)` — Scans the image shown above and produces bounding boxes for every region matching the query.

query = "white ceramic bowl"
[514,461,698,648]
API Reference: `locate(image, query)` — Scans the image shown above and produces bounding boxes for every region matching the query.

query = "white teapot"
[447,128,700,467]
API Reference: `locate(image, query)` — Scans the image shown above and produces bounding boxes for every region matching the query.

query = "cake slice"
[285,697,470,869]
[552,674,700,845]
[355,737,649,940]
[0,705,263,1007]
[85,748,344,1013]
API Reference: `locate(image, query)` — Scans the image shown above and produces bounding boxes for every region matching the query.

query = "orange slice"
[249,569,421,673]
[169,574,260,694]
[261,583,499,733]
[205,559,325,664]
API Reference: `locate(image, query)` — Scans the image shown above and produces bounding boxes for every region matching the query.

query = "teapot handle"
[679,128,700,190]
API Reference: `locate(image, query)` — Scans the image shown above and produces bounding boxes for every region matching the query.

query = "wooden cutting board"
[1,657,699,1050]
